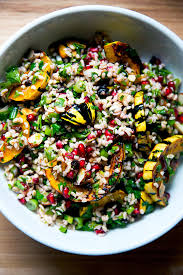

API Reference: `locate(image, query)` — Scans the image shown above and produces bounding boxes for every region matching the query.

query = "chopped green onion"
[59,226,67,233]
[74,217,83,229]
[73,80,86,93]
[26,199,38,211]
[64,214,74,224]
[100,148,109,158]
[127,206,135,215]
[9,107,18,120]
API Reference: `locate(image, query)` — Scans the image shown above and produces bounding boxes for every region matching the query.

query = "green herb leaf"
[6,66,21,84]
[30,63,36,71]
[35,190,44,201]
[39,60,44,70]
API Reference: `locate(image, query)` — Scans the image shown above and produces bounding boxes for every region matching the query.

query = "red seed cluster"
[63,187,70,199]
[27,114,36,122]
[56,141,63,149]
[47,193,56,204]
[136,172,143,179]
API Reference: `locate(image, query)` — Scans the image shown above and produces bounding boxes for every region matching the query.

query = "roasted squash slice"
[143,135,183,206]
[0,112,30,163]
[134,91,149,152]
[61,102,96,126]
[9,54,52,101]
[139,191,153,213]
[104,41,142,74]
[80,190,126,217]
[46,144,125,202]
[91,190,126,208]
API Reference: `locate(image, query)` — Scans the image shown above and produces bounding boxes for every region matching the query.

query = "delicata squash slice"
[134,91,149,152]
[104,41,142,75]
[61,102,96,126]
[80,190,126,217]
[0,112,30,163]
[46,144,125,202]
[8,53,52,101]
[143,135,183,206]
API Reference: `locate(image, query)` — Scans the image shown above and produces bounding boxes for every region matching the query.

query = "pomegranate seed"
[141,80,149,85]
[92,164,100,171]
[105,129,112,137]
[168,81,175,91]
[86,146,93,154]
[133,209,140,215]
[95,229,105,234]
[79,160,85,168]
[89,47,99,52]
[174,108,179,118]
[177,115,183,123]
[63,187,70,199]
[87,134,95,140]
[137,172,143,179]
[114,208,119,215]
[19,198,26,204]
[97,130,102,137]
[107,134,115,141]
[85,65,92,70]
[1,134,5,141]
[143,64,149,69]
[84,96,90,103]
[86,52,94,59]
[165,87,172,96]
[32,177,39,184]
[72,148,79,155]
[19,156,25,164]
[56,141,63,149]
[78,143,85,156]
[65,153,74,160]
[47,193,56,204]
[22,183,29,191]
[109,119,116,126]
[86,170,92,178]
[157,76,163,83]
[27,114,36,122]
[111,91,117,96]
[65,200,71,209]
[100,58,106,63]
[67,170,75,179]
[98,104,103,111]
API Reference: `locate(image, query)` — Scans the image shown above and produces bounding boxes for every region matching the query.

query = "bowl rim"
[0,5,183,256]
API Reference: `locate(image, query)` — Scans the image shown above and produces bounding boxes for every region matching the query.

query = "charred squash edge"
[46,144,125,202]
[8,54,52,102]
[0,112,30,163]
[134,91,149,152]
[143,135,183,206]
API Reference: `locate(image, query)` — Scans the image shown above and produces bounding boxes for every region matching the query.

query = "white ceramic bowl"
[0,5,183,256]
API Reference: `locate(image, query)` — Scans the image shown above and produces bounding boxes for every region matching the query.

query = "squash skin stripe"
[134,91,149,152]
[61,102,96,126]
[140,191,153,213]
[143,135,183,206]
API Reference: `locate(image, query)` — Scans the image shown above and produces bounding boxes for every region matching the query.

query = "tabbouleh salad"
[0,33,183,235]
